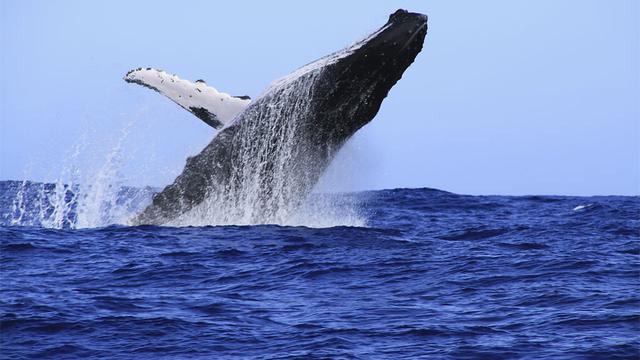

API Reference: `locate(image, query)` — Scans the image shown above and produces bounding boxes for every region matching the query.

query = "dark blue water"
[1,180,639,359]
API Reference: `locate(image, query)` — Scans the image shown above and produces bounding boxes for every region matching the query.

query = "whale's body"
[129,10,428,225]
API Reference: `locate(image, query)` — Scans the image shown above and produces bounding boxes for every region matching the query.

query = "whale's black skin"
[134,9,427,225]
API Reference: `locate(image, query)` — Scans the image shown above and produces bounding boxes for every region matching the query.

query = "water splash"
[9,74,367,229]
[164,68,366,228]
[286,192,368,228]
[9,122,152,229]
[10,180,30,227]
[74,124,130,228]
[10,144,81,229]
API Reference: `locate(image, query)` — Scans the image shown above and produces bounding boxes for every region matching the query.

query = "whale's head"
[262,9,427,148]
[310,9,428,143]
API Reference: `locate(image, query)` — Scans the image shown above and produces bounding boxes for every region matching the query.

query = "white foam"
[10,24,396,229]
[572,204,593,211]
[151,24,395,228]
[162,68,367,228]
[10,121,152,229]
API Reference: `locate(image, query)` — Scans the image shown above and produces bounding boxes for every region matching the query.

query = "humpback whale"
[126,9,428,225]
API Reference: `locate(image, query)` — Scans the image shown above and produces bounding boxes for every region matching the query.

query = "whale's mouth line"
[400,22,428,52]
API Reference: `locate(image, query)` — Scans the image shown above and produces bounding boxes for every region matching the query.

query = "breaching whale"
[126,9,428,225]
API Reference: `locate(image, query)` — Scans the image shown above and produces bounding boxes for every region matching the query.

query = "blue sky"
[1,1,638,195]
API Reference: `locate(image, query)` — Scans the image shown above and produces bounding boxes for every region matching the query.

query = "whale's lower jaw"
[133,10,427,226]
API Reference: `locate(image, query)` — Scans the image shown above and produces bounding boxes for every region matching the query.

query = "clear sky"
[1,0,638,195]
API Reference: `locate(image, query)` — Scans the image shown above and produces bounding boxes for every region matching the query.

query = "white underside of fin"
[124,68,250,129]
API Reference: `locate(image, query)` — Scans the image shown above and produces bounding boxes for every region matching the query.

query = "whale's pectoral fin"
[124,67,251,129]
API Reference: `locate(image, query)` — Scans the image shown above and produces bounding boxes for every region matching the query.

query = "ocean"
[1,180,638,359]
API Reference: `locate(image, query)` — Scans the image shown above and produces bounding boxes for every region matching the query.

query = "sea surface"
[1,180,638,359]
